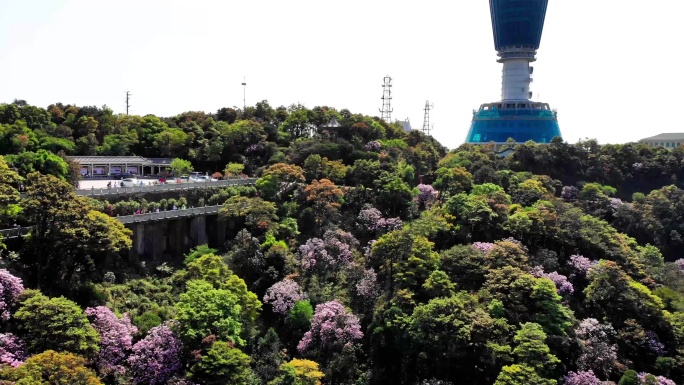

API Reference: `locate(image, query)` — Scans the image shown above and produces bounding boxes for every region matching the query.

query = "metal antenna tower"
[379,75,393,122]
[422,100,434,136]
[125,91,131,115]
[241,77,246,111]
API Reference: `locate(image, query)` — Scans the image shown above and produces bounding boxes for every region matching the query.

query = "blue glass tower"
[465,0,562,144]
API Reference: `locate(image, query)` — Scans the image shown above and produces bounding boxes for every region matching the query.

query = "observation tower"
[465,0,562,144]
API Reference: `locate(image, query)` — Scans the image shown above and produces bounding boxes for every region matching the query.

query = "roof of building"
[68,156,174,165]
[321,117,341,128]
[639,133,684,141]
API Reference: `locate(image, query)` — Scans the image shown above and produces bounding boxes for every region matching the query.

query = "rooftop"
[68,156,174,165]
[639,133,684,141]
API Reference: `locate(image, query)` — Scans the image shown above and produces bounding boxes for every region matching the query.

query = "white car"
[193,175,218,182]
[121,178,139,187]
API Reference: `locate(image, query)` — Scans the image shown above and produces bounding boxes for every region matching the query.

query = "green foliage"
[269,359,325,385]
[175,279,245,346]
[184,244,219,265]
[14,293,100,356]
[0,350,103,385]
[190,341,255,385]
[170,157,193,175]
[493,364,556,385]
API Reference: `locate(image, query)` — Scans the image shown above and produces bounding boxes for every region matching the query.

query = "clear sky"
[1,0,683,149]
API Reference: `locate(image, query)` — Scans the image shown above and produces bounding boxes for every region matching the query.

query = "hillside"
[0,100,683,385]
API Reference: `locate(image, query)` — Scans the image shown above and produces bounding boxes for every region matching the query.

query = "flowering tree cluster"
[85,306,138,375]
[356,268,379,300]
[574,318,618,378]
[568,255,596,276]
[298,230,358,271]
[637,373,676,385]
[472,242,495,253]
[562,370,602,385]
[356,206,403,232]
[531,266,574,295]
[127,322,183,385]
[417,184,438,207]
[561,186,579,201]
[0,269,24,321]
[263,279,307,314]
[675,258,684,273]
[297,300,363,353]
[0,333,26,368]
[645,330,666,355]
[610,197,624,212]
[364,141,382,151]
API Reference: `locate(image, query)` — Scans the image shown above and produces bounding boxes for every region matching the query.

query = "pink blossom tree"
[574,318,618,378]
[85,306,138,375]
[0,269,24,321]
[0,333,27,368]
[263,279,307,314]
[127,322,183,385]
[297,300,363,353]
[637,373,676,385]
[562,370,602,385]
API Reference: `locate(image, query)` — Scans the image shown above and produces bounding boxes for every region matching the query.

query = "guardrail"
[0,205,226,238]
[116,205,223,224]
[75,178,256,197]
[0,227,31,240]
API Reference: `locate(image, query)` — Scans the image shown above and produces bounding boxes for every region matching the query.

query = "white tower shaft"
[497,48,536,101]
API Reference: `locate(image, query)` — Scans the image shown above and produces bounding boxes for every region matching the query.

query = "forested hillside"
[0,99,683,385]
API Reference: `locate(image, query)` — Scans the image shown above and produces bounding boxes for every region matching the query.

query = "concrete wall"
[127,215,227,263]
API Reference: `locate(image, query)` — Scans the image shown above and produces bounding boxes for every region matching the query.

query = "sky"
[1,0,683,150]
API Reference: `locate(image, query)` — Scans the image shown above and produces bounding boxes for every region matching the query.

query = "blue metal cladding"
[465,109,561,143]
[490,0,549,50]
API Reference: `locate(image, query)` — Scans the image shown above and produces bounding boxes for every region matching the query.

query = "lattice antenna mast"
[422,100,434,136]
[125,91,131,115]
[379,75,393,122]
[241,77,246,111]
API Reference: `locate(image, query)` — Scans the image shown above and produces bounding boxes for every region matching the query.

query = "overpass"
[0,205,225,239]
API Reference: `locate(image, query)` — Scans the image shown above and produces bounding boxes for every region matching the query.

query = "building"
[465,0,562,144]
[639,133,684,149]
[68,156,174,177]
[397,119,412,132]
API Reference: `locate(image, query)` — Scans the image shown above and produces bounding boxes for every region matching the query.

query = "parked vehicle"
[121,178,139,187]
[193,175,218,182]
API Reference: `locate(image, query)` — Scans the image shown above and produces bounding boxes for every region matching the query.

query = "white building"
[639,133,684,149]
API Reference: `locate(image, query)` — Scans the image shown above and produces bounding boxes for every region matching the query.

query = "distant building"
[639,133,684,149]
[319,117,342,138]
[397,120,412,132]
[68,156,173,177]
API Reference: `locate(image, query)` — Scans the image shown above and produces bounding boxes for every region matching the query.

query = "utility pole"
[241,77,246,111]
[125,91,131,115]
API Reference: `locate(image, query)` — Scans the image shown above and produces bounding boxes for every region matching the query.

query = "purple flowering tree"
[637,373,676,385]
[562,370,602,385]
[263,279,307,314]
[356,268,379,301]
[568,255,596,277]
[127,322,183,385]
[85,306,138,375]
[472,242,495,253]
[674,259,684,273]
[575,318,618,378]
[645,330,666,356]
[298,230,358,272]
[561,186,579,201]
[297,300,363,353]
[364,141,382,151]
[0,333,27,368]
[417,184,438,207]
[530,266,574,295]
[0,269,24,321]
[357,206,403,232]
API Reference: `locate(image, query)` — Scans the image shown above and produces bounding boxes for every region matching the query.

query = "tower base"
[465,101,561,144]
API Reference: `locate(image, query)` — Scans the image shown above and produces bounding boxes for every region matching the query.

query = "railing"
[0,227,31,240]
[116,205,223,224]
[75,178,257,197]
